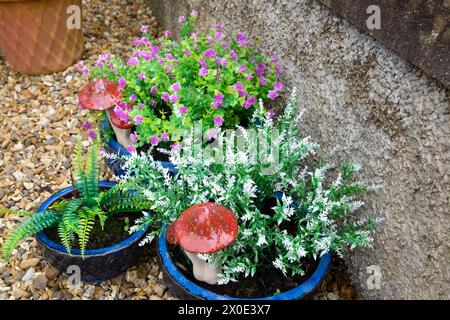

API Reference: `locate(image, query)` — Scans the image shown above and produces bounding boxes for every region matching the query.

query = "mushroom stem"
[106,110,132,148]
[184,250,222,285]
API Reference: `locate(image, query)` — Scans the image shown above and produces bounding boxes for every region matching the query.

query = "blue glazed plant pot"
[100,116,176,177]
[157,192,331,300]
[157,229,332,300]
[36,181,149,283]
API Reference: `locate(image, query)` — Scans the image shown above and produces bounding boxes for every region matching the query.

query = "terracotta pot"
[0,0,84,75]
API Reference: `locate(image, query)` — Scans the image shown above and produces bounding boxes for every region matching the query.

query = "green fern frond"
[100,187,152,215]
[73,137,89,199]
[59,199,82,254]
[98,184,124,208]
[58,221,73,254]
[76,207,97,256]
[61,199,82,229]
[0,207,35,217]
[2,211,61,260]
[49,199,70,212]
[92,207,107,229]
[84,136,101,198]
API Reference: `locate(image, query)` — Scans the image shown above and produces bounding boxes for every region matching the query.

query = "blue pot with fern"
[36,181,151,282]
[0,137,153,282]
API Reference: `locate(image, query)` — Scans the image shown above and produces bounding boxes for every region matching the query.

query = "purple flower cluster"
[215,57,227,67]
[237,64,247,73]
[204,49,216,58]
[256,63,265,77]
[231,82,246,97]
[211,93,224,109]
[77,61,89,75]
[114,104,131,123]
[236,33,248,46]
[88,130,96,140]
[82,121,93,130]
[243,96,256,109]
[95,53,111,68]
[169,93,179,104]
[130,132,139,143]
[118,77,127,89]
[134,115,143,125]
[179,105,187,115]
[170,82,181,92]
[199,58,208,77]
[127,57,139,66]
[149,133,170,146]
[161,92,170,102]
[268,82,283,100]
[150,135,159,145]
[214,116,224,127]
[230,50,238,61]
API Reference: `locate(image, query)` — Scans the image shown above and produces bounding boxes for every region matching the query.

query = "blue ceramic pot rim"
[101,116,176,169]
[158,228,332,300]
[36,181,147,257]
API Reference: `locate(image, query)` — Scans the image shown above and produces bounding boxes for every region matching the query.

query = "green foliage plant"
[1,136,152,260]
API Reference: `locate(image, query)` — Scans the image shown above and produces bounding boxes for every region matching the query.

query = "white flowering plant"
[118,89,379,285]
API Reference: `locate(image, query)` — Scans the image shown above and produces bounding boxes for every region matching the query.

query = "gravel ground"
[0,0,354,300]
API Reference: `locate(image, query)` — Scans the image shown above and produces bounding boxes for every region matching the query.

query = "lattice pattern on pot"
[0,0,84,75]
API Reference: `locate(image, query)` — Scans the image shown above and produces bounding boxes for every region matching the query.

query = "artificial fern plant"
[0,136,152,260]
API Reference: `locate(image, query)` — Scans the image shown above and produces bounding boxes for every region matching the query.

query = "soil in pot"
[137,142,171,163]
[168,197,319,298]
[45,212,141,251]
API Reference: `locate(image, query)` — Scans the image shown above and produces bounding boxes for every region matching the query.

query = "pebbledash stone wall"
[146,0,450,299]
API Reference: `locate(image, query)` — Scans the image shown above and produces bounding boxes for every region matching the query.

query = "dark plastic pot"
[157,229,332,300]
[36,181,148,283]
[100,116,176,177]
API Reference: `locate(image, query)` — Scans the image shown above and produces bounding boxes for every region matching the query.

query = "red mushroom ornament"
[167,203,238,285]
[78,79,133,148]
[78,78,122,111]
[108,103,135,148]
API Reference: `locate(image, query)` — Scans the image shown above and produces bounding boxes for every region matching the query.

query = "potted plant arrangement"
[0,0,84,75]
[0,136,153,282]
[78,10,283,175]
[117,90,379,300]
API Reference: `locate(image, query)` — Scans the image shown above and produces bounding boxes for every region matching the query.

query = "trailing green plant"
[1,136,152,260]
[119,89,381,284]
